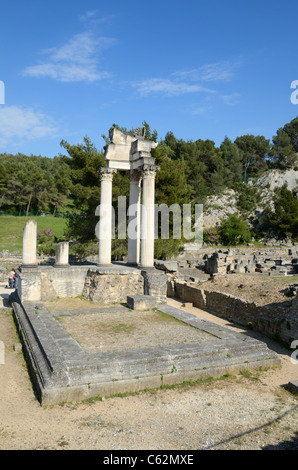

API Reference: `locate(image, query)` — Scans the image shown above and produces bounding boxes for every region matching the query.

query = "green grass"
[0,215,68,253]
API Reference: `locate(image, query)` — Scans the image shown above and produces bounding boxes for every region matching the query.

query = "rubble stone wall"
[83,268,144,304]
[169,280,298,347]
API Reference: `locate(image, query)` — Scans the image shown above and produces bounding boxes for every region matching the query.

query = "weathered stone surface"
[54,242,69,267]
[18,265,90,302]
[286,380,298,394]
[127,294,158,310]
[169,280,298,347]
[40,272,58,301]
[83,266,144,304]
[154,260,178,273]
[141,269,168,303]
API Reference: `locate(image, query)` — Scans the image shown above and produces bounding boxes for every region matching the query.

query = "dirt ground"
[201,273,298,306]
[0,294,298,451]
[52,306,215,353]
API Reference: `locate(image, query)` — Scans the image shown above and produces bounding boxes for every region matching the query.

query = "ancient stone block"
[127,294,158,310]
[83,266,144,304]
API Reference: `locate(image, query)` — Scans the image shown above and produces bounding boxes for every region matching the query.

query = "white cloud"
[0,106,58,146]
[133,78,216,96]
[79,10,98,22]
[221,93,241,106]
[79,10,114,25]
[22,32,115,83]
[133,60,241,98]
[173,61,240,83]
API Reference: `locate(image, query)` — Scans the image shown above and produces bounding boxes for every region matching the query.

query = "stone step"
[0,283,12,310]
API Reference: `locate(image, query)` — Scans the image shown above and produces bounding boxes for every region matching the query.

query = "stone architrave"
[22,219,37,267]
[55,242,69,267]
[127,170,142,265]
[98,168,117,265]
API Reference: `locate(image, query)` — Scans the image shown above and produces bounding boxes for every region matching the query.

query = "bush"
[203,227,220,245]
[154,238,182,260]
[219,214,252,245]
[37,228,56,256]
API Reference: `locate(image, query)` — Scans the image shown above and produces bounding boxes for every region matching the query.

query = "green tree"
[219,214,252,245]
[234,134,270,181]
[270,128,297,169]
[270,117,298,169]
[59,137,105,255]
[236,182,262,213]
[269,185,298,241]
[219,137,243,186]
[283,116,298,152]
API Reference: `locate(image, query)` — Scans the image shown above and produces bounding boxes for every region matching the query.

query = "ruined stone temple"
[17,127,168,305]
[9,127,283,405]
[98,126,159,268]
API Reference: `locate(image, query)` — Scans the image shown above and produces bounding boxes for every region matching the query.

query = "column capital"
[98,167,117,181]
[142,164,160,178]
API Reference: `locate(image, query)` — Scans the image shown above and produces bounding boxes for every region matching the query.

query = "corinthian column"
[140,165,159,268]
[98,168,117,265]
[127,170,142,265]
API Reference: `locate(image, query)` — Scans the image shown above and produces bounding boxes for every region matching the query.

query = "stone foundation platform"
[11,292,281,406]
[17,263,168,305]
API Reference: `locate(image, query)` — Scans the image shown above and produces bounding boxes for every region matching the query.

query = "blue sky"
[0,0,298,158]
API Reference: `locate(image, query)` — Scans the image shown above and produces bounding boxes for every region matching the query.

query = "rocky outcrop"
[201,169,298,230]
[203,189,239,229]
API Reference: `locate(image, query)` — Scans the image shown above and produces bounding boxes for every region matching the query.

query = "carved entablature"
[103,127,159,172]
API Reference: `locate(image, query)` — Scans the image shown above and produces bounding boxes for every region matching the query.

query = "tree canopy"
[0,115,297,257]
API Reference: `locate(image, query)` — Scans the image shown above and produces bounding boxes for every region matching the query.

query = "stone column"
[127,170,142,265]
[98,168,117,265]
[140,165,158,268]
[22,219,37,267]
[55,242,69,267]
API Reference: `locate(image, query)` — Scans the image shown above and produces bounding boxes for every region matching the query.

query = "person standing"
[13,270,18,288]
[8,269,15,289]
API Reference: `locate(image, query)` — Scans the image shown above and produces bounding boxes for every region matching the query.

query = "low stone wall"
[18,265,90,302]
[83,267,144,304]
[169,280,298,347]
[168,281,206,310]
[18,263,168,305]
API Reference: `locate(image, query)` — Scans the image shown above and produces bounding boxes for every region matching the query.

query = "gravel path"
[0,297,297,451]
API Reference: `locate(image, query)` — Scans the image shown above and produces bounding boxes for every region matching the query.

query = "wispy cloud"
[133,60,241,98]
[173,61,239,83]
[0,106,58,147]
[79,10,114,25]
[133,78,216,96]
[22,31,115,83]
[221,92,241,106]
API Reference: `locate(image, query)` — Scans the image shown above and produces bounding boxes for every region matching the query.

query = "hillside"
[203,168,298,235]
